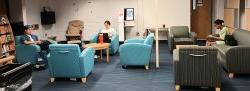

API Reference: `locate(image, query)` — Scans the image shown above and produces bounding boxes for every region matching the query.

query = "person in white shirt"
[101,20,116,38]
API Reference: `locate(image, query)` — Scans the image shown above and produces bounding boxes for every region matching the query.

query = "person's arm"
[24,35,41,45]
[219,28,227,40]
[109,28,116,37]
[24,40,36,45]
[207,34,222,41]
[20,35,35,45]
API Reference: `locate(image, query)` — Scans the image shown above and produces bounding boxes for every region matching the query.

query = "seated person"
[20,25,51,51]
[206,19,230,46]
[97,20,116,43]
[95,20,116,58]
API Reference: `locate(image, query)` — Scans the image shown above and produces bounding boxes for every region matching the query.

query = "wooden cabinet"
[245,9,250,31]
[0,15,15,65]
[224,8,239,33]
[223,0,250,31]
[226,0,240,8]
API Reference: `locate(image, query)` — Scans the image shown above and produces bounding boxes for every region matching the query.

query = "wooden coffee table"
[83,43,110,63]
[176,45,198,50]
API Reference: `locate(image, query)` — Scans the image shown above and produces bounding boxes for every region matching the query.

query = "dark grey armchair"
[168,26,197,52]
[213,29,250,78]
[173,46,221,91]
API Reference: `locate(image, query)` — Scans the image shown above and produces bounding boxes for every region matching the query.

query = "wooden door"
[0,0,7,14]
[191,0,213,39]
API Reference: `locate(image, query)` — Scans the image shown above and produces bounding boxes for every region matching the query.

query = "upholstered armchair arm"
[124,38,145,44]
[89,34,98,43]
[225,46,250,73]
[119,43,152,65]
[16,44,41,52]
[79,48,95,77]
[168,32,174,51]
[173,49,180,84]
[110,34,119,54]
[189,32,197,44]
[15,44,41,64]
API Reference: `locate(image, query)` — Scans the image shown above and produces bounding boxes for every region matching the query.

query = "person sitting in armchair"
[206,19,230,46]
[20,25,51,51]
[20,25,52,67]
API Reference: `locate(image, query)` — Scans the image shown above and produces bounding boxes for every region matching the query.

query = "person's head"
[104,20,111,29]
[24,25,33,35]
[214,19,224,29]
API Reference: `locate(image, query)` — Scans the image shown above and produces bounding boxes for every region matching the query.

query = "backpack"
[224,35,237,46]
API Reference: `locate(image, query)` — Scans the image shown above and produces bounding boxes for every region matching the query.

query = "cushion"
[69,20,84,27]
[174,38,193,43]
[67,20,84,34]
[15,36,22,45]
[144,33,154,45]
[213,44,231,55]
[170,26,189,38]
[233,29,250,46]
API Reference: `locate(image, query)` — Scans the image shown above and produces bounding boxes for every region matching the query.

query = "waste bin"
[0,63,32,91]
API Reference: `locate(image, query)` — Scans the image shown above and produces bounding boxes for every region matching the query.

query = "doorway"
[191,0,213,39]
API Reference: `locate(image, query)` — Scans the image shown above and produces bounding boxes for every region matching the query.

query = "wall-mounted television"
[124,8,134,21]
[40,11,56,25]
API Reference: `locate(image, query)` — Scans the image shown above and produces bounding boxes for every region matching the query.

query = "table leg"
[106,48,109,63]
[100,50,103,60]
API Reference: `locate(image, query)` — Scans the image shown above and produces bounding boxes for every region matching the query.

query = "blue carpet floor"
[32,42,250,91]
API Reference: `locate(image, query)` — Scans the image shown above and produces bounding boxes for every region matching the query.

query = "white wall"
[213,0,225,33]
[22,0,57,39]
[53,0,139,40]
[22,0,191,41]
[143,0,190,40]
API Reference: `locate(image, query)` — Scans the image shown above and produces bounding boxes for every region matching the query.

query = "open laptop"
[98,33,111,43]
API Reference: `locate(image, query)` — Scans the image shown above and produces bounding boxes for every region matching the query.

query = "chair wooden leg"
[145,65,149,70]
[81,78,87,83]
[215,87,220,91]
[50,78,55,83]
[229,73,234,79]
[175,85,180,91]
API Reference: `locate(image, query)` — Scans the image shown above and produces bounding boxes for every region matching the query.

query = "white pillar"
[22,0,27,25]
[154,0,160,68]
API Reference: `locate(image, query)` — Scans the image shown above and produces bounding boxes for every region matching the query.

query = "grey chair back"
[233,29,250,46]
[170,26,189,38]
[175,46,221,87]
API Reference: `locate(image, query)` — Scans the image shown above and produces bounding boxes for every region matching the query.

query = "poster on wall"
[197,0,203,6]
[124,8,134,21]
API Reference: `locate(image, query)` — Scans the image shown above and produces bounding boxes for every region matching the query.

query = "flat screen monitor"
[124,8,134,21]
[40,11,56,25]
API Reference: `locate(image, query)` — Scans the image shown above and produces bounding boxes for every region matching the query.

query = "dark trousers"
[38,40,51,51]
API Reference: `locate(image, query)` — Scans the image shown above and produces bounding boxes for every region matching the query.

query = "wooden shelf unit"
[0,15,15,65]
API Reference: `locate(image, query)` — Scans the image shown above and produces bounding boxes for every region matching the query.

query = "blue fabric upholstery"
[89,33,119,55]
[124,38,144,44]
[47,44,95,79]
[15,36,57,65]
[15,36,41,65]
[119,33,154,66]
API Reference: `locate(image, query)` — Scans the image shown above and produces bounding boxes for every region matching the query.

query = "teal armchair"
[47,44,95,83]
[89,31,119,55]
[15,36,57,68]
[119,33,154,70]
[15,36,41,65]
